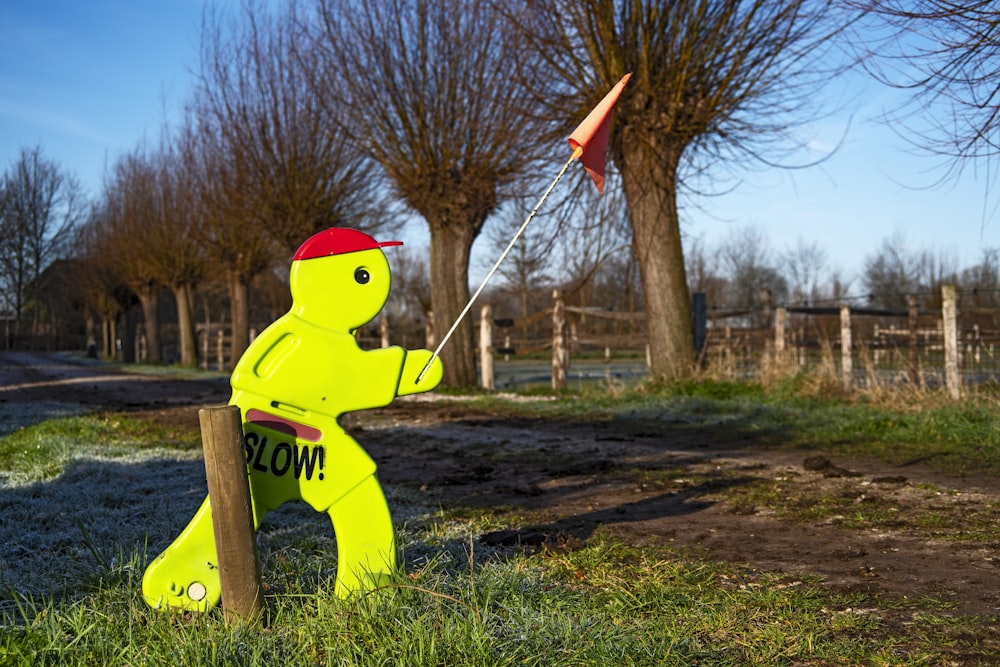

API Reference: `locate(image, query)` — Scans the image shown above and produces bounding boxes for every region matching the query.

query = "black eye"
[354,267,371,285]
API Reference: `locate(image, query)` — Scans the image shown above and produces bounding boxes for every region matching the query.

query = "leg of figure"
[327,474,396,597]
[142,497,272,612]
[141,497,220,612]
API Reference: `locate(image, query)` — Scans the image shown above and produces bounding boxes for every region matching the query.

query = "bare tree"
[483,203,558,319]
[558,188,634,298]
[384,247,433,347]
[858,2,1000,173]
[309,0,548,386]
[685,235,727,307]
[916,247,960,306]
[88,131,207,366]
[74,207,132,359]
[0,146,84,341]
[188,116,277,367]
[718,225,788,316]
[961,247,1000,307]
[0,181,9,321]
[100,148,164,363]
[193,0,386,366]
[513,0,857,380]
[149,129,207,367]
[782,238,828,305]
[861,232,923,308]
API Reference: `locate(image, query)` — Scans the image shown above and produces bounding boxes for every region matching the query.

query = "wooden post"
[380,315,390,348]
[552,290,567,390]
[217,330,225,372]
[201,328,209,370]
[692,292,707,358]
[480,304,494,390]
[724,325,733,377]
[974,324,981,364]
[759,289,773,327]
[200,405,263,624]
[760,290,774,373]
[774,306,787,361]
[908,295,919,386]
[873,324,881,367]
[798,325,806,367]
[840,305,852,390]
[942,284,960,399]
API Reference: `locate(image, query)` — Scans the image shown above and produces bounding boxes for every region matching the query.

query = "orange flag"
[567,72,632,194]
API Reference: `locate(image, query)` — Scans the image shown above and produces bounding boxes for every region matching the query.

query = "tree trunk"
[174,282,198,367]
[228,272,251,371]
[137,289,162,364]
[428,223,477,387]
[620,144,696,381]
[102,316,115,359]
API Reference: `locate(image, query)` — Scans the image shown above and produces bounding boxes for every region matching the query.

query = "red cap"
[292,228,403,261]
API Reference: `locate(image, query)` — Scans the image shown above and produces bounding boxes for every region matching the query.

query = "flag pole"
[415,146,583,384]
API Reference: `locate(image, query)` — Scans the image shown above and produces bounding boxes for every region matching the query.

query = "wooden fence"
[129,285,999,397]
[476,285,999,397]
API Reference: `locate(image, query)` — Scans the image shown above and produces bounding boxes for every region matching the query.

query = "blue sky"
[0,2,200,192]
[1,2,996,292]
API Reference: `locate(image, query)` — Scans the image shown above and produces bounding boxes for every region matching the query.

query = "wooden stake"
[552,290,567,391]
[480,304,494,390]
[200,405,263,624]
[908,295,919,386]
[840,305,852,391]
[942,285,960,399]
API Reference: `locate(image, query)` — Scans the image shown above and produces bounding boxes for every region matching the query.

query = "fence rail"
[474,285,998,395]
[127,286,998,395]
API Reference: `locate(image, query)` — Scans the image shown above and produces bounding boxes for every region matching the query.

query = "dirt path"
[2,351,997,620]
[0,351,230,412]
[357,403,1000,619]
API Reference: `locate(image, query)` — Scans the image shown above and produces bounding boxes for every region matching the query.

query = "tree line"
[1,0,995,386]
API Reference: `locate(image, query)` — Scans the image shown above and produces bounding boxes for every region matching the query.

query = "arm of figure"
[230,320,296,388]
[396,349,443,396]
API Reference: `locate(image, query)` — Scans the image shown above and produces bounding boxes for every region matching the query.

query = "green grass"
[0,412,200,485]
[1,524,976,667]
[3,511,993,667]
[460,377,1000,477]
[1,378,998,665]
[726,476,1000,541]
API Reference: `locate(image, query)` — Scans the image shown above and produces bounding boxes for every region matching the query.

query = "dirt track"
[2,351,998,621]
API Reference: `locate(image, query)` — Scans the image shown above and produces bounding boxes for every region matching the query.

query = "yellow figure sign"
[142,228,443,612]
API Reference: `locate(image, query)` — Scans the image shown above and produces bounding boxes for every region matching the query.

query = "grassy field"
[1,377,998,665]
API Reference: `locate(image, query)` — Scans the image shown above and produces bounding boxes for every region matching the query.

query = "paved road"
[0,350,231,411]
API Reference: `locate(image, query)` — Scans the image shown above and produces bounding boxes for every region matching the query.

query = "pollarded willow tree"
[193,0,387,367]
[92,136,206,366]
[308,0,549,387]
[100,148,165,363]
[147,129,206,367]
[74,211,131,360]
[514,0,859,381]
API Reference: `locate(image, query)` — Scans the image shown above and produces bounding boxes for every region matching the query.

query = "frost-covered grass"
[0,403,994,666]
[0,401,90,437]
[0,406,205,599]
